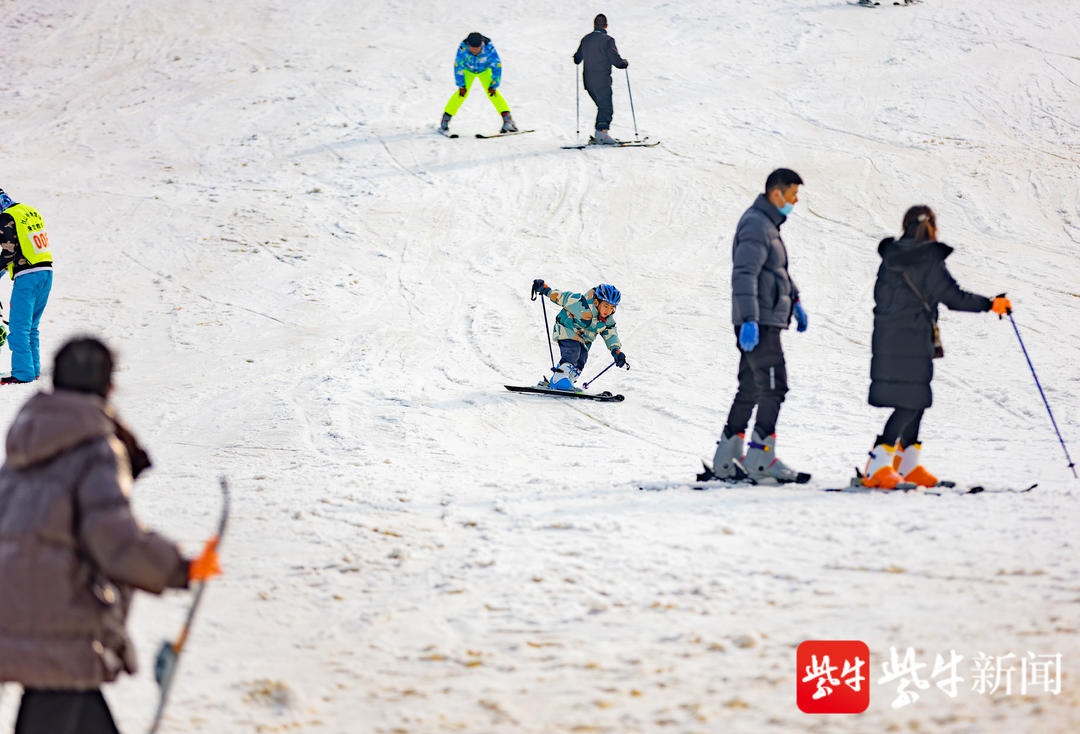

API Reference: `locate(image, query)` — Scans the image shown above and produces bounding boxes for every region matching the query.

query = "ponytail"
[902,205,936,243]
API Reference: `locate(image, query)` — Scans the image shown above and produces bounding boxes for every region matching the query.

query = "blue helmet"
[594,283,621,307]
[0,189,14,211]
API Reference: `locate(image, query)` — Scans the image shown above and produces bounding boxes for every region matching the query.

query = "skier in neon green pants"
[440,32,518,135]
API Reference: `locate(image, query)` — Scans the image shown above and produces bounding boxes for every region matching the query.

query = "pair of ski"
[561,135,660,150]
[639,460,810,491]
[437,129,658,149]
[851,0,922,7]
[825,470,1037,495]
[505,383,624,402]
[440,129,534,139]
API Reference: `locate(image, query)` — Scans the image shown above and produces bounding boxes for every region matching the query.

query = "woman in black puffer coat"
[863,205,1012,488]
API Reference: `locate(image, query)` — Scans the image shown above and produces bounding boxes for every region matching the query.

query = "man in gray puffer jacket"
[707,168,810,484]
[0,337,220,734]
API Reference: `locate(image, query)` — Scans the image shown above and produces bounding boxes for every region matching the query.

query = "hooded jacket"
[0,390,188,689]
[453,36,502,89]
[869,237,992,409]
[731,194,800,328]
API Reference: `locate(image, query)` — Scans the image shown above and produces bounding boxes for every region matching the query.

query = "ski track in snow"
[1,1,1079,732]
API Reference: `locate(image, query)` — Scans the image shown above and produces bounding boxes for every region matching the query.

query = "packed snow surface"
[1,1,1078,732]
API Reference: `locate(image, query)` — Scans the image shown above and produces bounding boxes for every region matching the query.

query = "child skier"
[531,279,628,390]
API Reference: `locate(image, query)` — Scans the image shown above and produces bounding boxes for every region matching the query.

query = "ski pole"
[149,477,231,734]
[583,361,619,390]
[625,69,639,140]
[575,65,581,143]
[532,287,556,372]
[1007,312,1077,478]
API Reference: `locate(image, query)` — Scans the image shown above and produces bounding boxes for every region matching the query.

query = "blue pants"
[9,270,52,381]
[558,339,590,373]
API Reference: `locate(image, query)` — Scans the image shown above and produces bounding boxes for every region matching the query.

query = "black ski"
[562,136,660,150]
[641,459,809,491]
[698,459,810,485]
[849,1,880,6]
[824,476,1037,495]
[827,470,935,493]
[639,476,812,491]
[962,484,1037,494]
[639,478,756,492]
[148,477,231,734]
[438,129,459,139]
[505,384,624,402]
[476,129,535,139]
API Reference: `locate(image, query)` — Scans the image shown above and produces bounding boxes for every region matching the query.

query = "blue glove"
[532,279,550,297]
[793,302,808,332]
[612,348,627,368]
[738,321,759,352]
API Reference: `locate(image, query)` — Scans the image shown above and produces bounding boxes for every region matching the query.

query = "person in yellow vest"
[0,187,53,385]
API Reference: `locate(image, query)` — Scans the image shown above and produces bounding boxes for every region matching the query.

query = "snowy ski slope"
[1,1,1078,731]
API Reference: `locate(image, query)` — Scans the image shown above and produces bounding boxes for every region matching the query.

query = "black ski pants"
[877,407,925,448]
[724,324,789,439]
[15,689,120,734]
[584,78,614,131]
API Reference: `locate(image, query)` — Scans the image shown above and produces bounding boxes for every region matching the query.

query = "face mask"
[778,202,794,216]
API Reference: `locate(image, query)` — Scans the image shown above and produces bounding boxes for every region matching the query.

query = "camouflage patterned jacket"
[0,209,19,272]
[0,203,52,277]
[544,287,622,351]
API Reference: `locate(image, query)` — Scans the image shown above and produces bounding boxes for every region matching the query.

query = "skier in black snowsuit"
[572,14,628,145]
[709,168,809,484]
[862,205,1012,488]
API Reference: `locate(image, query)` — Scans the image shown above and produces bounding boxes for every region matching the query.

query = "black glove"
[612,349,627,368]
[532,279,550,297]
[113,418,152,480]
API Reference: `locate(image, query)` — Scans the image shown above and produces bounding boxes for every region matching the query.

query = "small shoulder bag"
[901,273,944,359]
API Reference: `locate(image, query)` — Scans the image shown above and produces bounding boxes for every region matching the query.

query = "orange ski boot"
[895,443,938,487]
[863,442,904,489]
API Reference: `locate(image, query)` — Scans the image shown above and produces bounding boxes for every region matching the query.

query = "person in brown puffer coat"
[0,337,221,734]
